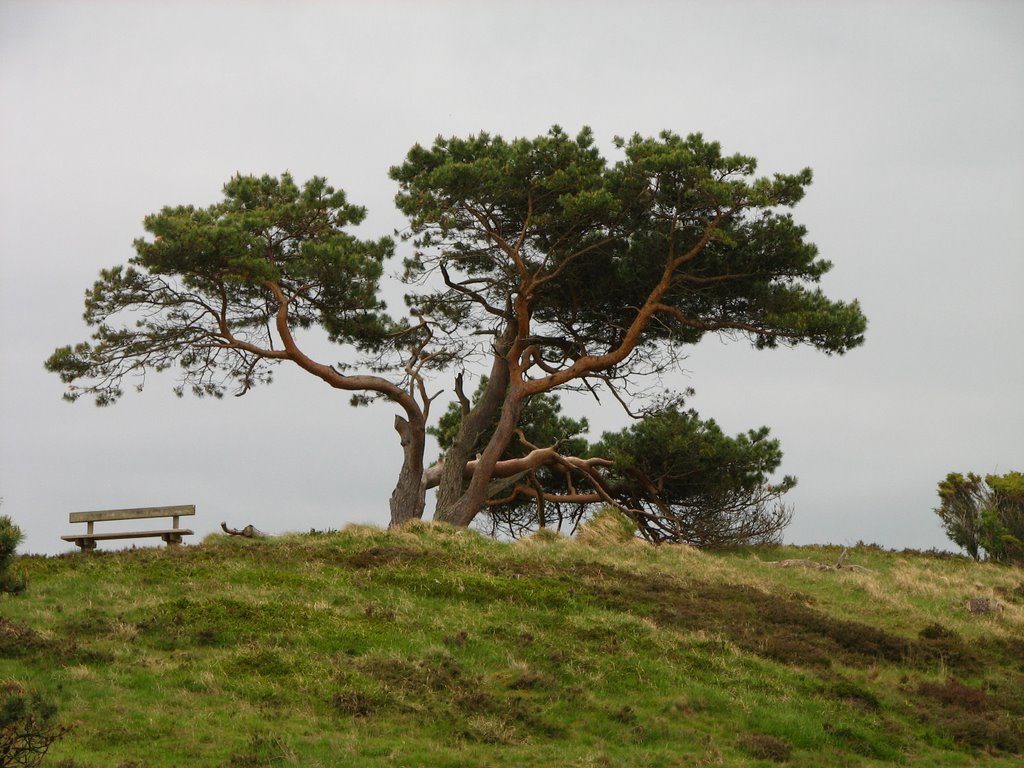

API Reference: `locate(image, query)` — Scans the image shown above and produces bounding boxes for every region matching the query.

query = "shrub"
[0,516,26,595]
[738,733,792,762]
[0,688,70,768]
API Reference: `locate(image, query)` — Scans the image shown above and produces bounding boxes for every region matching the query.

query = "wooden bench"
[62,505,195,551]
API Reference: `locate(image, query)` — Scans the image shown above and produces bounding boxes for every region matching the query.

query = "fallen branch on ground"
[220,522,268,539]
[767,548,872,573]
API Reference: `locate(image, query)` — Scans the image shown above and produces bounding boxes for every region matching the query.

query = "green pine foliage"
[45,173,397,405]
[593,405,795,546]
[0,687,69,767]
[391,127,867,359]
[0,515,26,594]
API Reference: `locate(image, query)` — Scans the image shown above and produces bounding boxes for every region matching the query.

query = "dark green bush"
[0,688,70,767]
[0,516,26,594]
[738,733,792,762]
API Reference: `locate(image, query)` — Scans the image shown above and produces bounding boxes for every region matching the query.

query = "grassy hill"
[2,519,1023,767]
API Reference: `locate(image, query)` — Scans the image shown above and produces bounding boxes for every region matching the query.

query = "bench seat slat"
[61,528,194,542]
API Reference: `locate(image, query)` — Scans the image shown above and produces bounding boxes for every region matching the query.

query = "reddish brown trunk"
[433,326,514,524]
[440,384,526,527]
[389,414,427,526]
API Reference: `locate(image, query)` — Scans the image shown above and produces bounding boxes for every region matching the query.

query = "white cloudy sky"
[1,1,1021,555]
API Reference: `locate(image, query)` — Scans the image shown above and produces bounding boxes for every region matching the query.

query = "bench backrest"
[69,505,196,524]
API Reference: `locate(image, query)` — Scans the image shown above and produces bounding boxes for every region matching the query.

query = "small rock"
[966,597,1004,614]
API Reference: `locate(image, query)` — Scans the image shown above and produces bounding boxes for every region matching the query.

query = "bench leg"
[77,539,97,553]
[162,533,182,547]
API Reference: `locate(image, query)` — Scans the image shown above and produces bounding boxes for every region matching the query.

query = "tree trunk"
[433,326,515,524]
[389,414,427,526]
[442,385,527,527]
[433,374,507,522]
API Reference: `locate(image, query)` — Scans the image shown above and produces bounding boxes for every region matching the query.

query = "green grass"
[2,521,1023,766]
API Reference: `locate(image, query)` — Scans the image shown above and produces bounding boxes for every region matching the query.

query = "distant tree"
[935,471,1024,563]
[934,473,987,560]
[0,515,26,595]
[392,127,866,528]
[979,472,1024,564]
[45,174,437,525]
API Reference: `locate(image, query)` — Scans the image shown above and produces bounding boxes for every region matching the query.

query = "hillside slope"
[2,521,1023,767]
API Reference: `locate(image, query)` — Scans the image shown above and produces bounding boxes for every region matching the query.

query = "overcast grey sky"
[1,1,1021,555]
